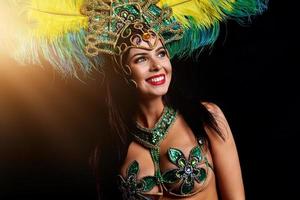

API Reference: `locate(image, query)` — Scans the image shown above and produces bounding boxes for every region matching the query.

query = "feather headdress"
[0,0,267,77]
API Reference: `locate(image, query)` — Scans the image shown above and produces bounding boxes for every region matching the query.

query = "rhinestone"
[94,16,100,21]
[128,15,135,21]
[184,165,193,174]
[142,32,151,40]
[198,139,203,145]
[178,158,185,168]
[122,11,128,18]
[191,159,197,166]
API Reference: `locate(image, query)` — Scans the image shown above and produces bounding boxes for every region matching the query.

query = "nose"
[149,62,162,72]
[149,51,163,72]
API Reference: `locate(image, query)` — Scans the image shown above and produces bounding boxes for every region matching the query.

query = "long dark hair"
[89,55,222,199]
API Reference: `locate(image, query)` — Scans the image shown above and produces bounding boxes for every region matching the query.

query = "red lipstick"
[146,74,165,86]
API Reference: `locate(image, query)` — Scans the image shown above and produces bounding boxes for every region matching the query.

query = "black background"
[0,1,298,199]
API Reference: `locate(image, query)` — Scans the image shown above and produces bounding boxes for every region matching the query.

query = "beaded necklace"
[131,106,177,149]
[129,106,177,186]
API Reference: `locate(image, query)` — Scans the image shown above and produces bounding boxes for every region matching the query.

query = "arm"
[202,102,245,200]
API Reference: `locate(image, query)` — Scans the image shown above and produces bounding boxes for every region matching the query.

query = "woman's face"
[126,39,172,100]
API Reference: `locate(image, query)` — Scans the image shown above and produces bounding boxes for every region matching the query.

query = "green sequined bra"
[118,106,213,199]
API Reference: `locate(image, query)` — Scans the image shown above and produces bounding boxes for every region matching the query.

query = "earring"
[128,79,138,88]
[124,77,138,88]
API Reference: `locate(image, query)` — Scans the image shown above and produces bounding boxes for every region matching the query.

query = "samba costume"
[1,0,267,199]
[119,106,214,198]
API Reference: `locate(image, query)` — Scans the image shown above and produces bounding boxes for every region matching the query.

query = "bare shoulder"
[201,101,232,141]
[201,101,225,118]
[201,102,245,199]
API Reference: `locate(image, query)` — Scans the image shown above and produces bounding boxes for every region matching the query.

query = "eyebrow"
[129,46,165,61]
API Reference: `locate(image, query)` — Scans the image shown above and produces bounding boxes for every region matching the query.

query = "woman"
[2,0,267,199]
[92,24,244,199]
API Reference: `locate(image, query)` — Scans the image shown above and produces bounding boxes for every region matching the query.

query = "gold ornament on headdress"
[80,0,183,58]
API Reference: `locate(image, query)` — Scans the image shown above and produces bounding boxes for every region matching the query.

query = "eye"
[134,56,146,63]
[158,50,166,58]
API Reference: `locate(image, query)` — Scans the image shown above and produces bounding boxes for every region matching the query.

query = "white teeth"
[150,76,164,82]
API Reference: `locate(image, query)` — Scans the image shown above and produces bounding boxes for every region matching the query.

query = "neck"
[136,97,165,129]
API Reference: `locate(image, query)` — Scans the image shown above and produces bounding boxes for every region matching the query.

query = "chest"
[119,114,215,199]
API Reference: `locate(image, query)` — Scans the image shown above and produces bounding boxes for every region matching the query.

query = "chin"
[151,91,168,97]
[137,86,169,99]
[147,85,170,97]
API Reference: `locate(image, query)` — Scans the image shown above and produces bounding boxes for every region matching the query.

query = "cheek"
[130,66,147,82]
[165,60,172,74]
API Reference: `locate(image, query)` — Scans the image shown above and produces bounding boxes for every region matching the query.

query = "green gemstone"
[151,149,159,163]
[94,16,101,21]
[187,174,193,183]
[128,15,134,21]
[162,169,180,184]
[142,176,157,192]
[197,168,207,182]
[193,168,200,176]
[128,161,139,176]
[148,4,160,16]
[168,148,184,165]
[178,158,186,168]
[181,179,194,194]
[190,146,202,161]
[190,157,199,167]
[133,107,177,147]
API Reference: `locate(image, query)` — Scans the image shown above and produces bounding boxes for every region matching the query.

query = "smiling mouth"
[146,74,166,86]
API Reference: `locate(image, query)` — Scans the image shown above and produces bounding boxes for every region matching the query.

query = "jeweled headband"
[80,0,182,75]
[0,0,267,77]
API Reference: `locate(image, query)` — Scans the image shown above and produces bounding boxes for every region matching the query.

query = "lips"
[146,74,166,86]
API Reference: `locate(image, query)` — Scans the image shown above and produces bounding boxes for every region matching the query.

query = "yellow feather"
[157,0,235,28]
[16,0,88,40]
